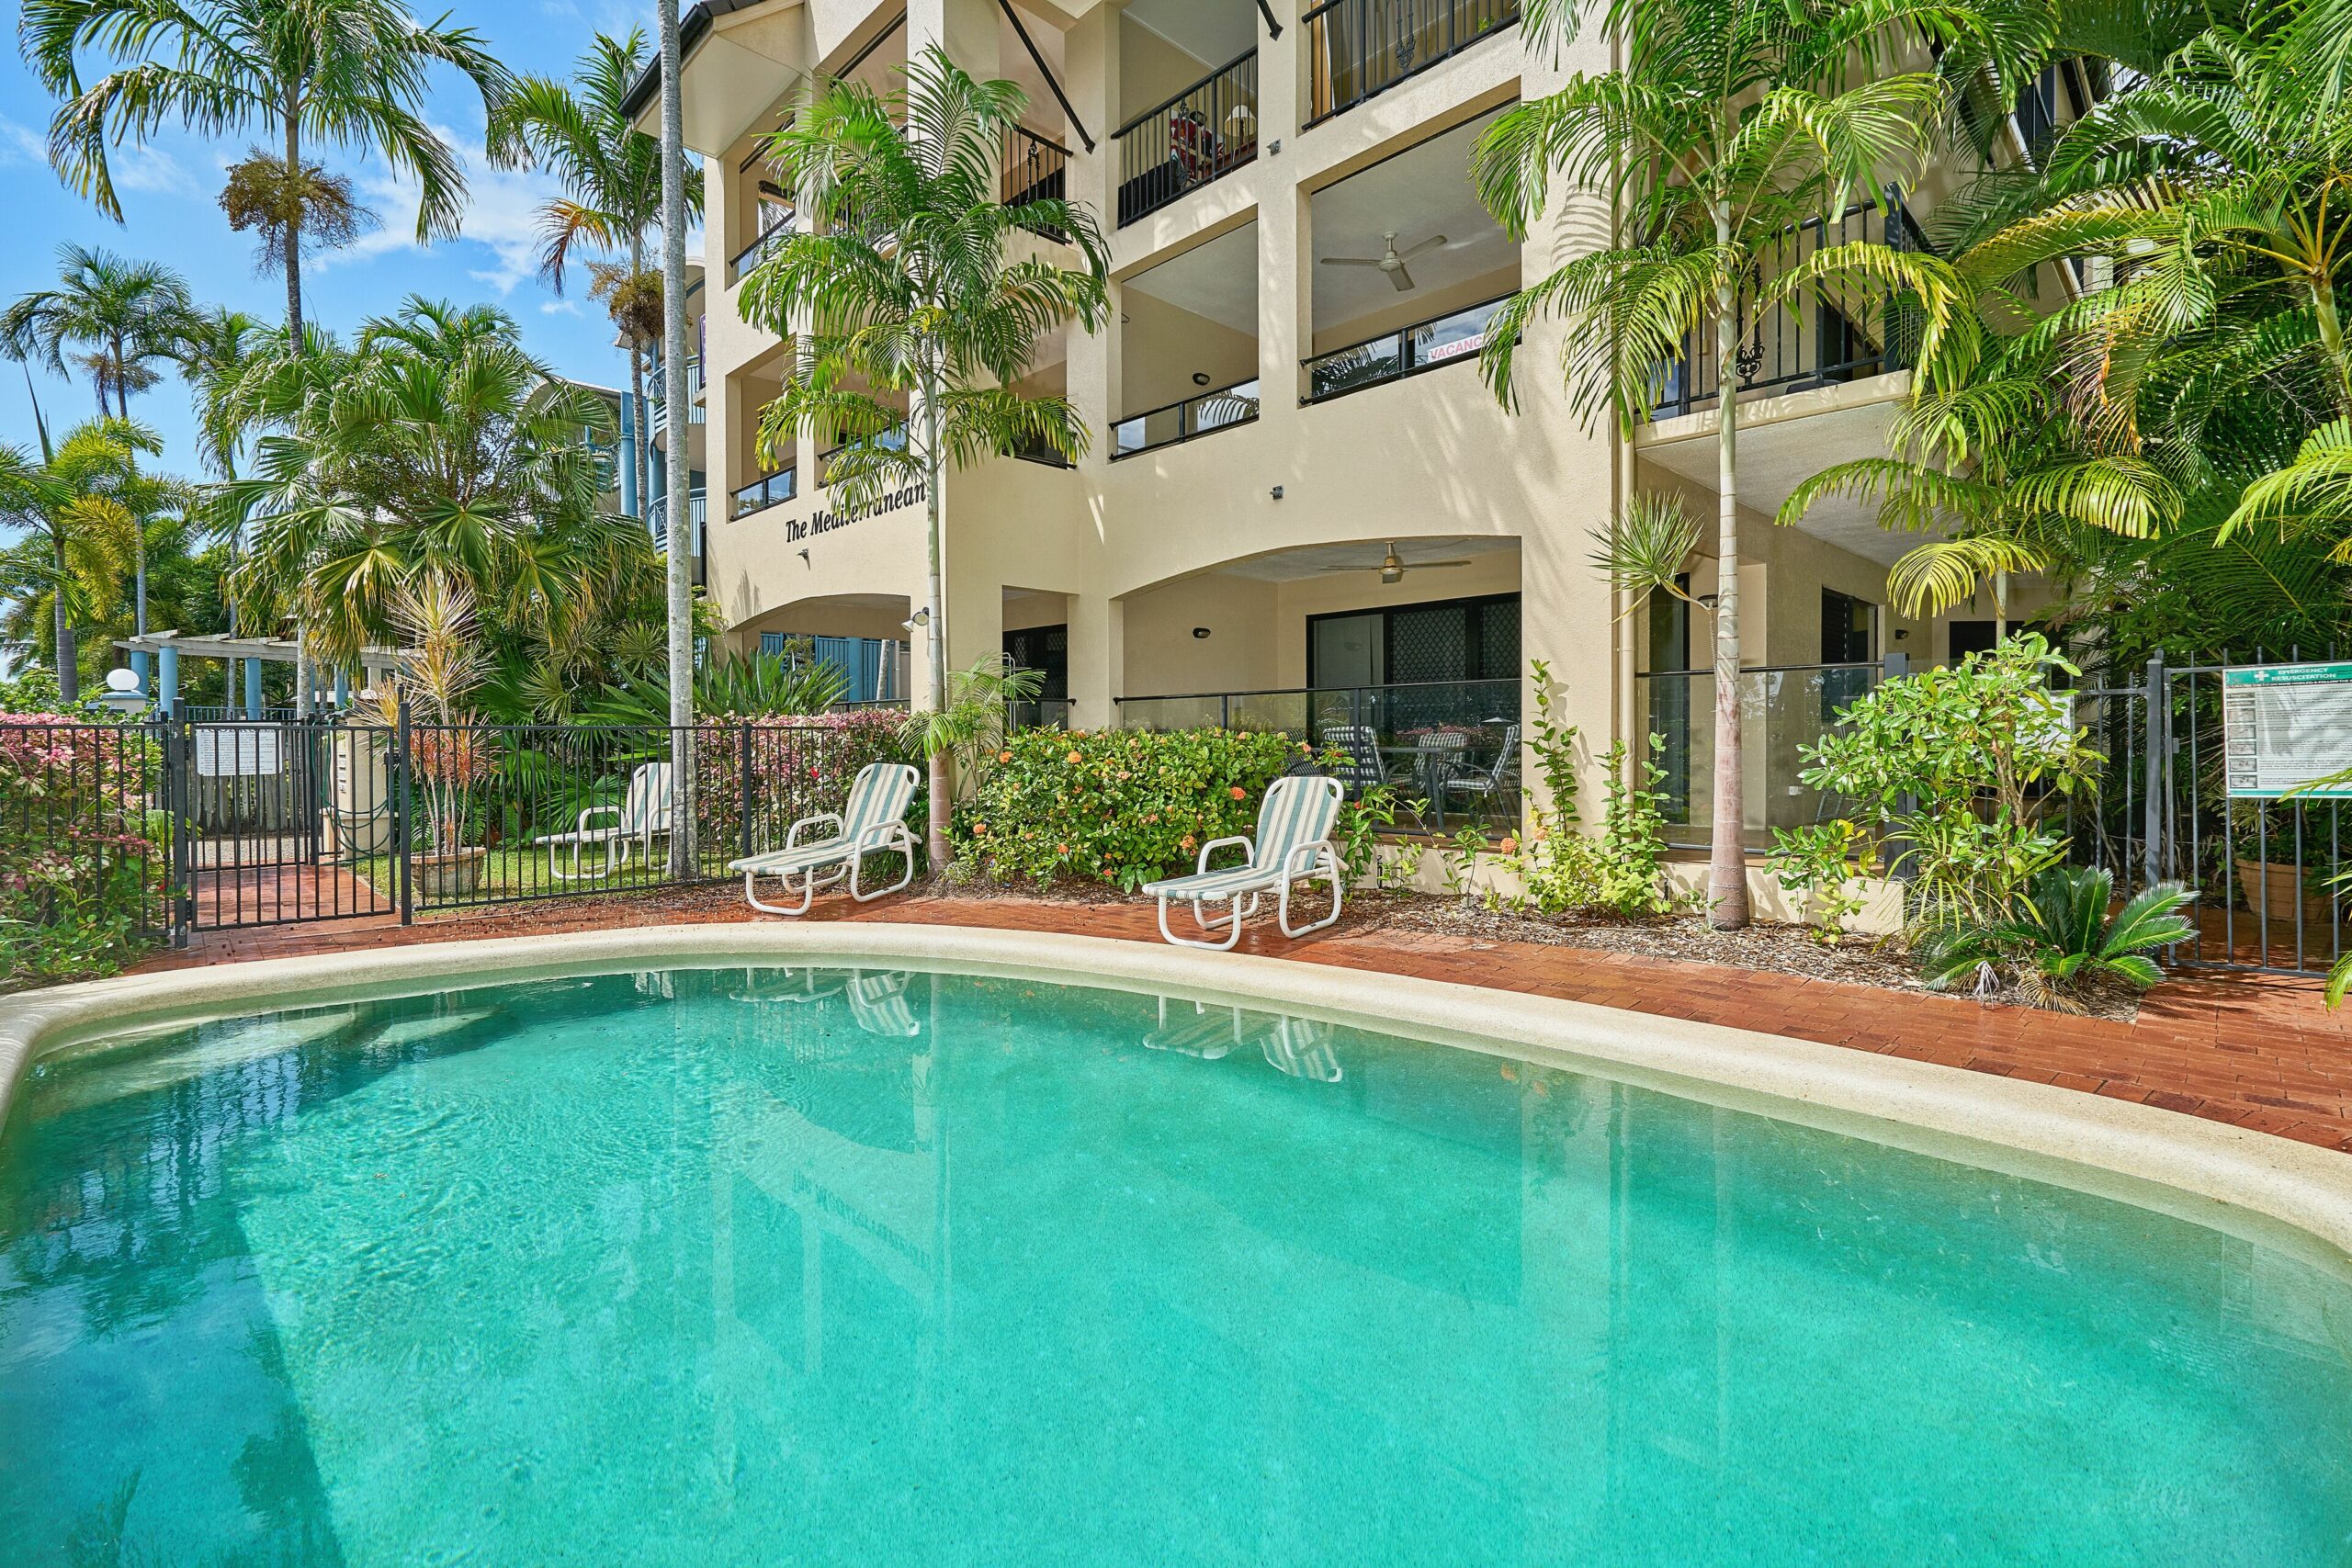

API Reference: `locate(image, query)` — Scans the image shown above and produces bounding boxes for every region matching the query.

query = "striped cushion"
[728,761,916,875]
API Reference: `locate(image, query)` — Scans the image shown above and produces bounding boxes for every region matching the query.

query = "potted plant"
[2230,814,2339,927]
[387,572,498,897]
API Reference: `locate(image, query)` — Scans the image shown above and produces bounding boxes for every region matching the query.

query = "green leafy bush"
[698,711,917,859]
[0,717,164,987]
[1496,662,1679,918]
[1917,866,2193,1012]
[1781,635,2098,935]
[960,728,1316,891]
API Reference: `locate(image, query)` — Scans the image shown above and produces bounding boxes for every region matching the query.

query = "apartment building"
[626,0,2078,849]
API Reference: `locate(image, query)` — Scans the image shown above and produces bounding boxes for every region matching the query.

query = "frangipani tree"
[1471,0,2017,927]
[738,46,1109,867]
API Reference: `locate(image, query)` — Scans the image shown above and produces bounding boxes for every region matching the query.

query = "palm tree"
[498,28,701,524]
[0,419,156,705]
[740,46,1109,868]
[24,0,514,345]
[217,297,654,686]
[657,0,695,875]
[2,245,194,420]
[1471,0,2016,928]
[174,306,273,481]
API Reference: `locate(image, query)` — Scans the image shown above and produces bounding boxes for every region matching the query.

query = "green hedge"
[960,728,1318,891]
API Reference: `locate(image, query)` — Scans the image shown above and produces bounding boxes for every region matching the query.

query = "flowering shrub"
[959,728,1316,890]
[0,716,166,987]
[695,710,918,856]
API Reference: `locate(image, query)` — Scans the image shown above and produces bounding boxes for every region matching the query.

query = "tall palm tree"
[740,46,1110,868]
[657,0,695,874]
[24,0,515,345]
[1,245,193,420]
[498,28,701,524]
[0,419,155,705]
[1471,0,2018,928]
[174,306,273,481]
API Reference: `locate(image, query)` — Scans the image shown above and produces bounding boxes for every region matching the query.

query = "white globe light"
[105,667,141,694]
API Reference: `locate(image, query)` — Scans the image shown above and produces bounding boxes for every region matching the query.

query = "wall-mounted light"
[1270,484,1284,500]
[1894,627,1910,641]
[1192,372,1211,387]
[904,607,930,632]
[797,548,810,567]
[1192,626,1211,640]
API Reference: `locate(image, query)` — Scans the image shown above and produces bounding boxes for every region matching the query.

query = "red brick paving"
[130,886,2352,1155]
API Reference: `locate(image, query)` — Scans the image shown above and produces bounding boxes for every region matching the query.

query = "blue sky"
[0,0,694,482]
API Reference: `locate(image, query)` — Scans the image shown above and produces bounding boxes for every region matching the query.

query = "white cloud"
[337,121,570,296]
[113,144,190,196]
[540,299,582,316]
[0,116,48,167]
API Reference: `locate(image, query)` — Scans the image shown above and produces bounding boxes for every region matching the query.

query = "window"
[1822,588,1875,664]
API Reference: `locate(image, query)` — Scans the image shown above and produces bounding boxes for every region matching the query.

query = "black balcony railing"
[1114,51,1260,227]
[731,468,797,518]
[1110,379,1261,459]
[1647,197,1927,418]
[1116,677,1522,833]
[1003,125,1071,242]
[729,212,795,283]
[1305,0,1521,126]
[819,423,909,482]
[1302,294,1511,403]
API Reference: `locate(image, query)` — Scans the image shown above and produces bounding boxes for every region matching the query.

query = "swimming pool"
[4,954,2350,1565]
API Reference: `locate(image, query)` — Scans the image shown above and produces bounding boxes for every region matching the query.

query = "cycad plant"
[499,29,701,522]
[1471,0,2018,927]
[25,0,514,344]
[1918,864,2195,1011]
[739,46,1109,867]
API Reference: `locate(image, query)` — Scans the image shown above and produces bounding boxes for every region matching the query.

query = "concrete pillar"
[156,644,179,718]
[907,0,999,77]
[244,658,264,718]
[1069,592,1123,730]
[1065,5,1118,446]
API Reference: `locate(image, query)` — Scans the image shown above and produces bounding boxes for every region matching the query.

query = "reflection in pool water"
[2,966,2349,1565]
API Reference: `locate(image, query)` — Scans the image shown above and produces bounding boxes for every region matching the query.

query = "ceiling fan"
[1321,231,1448,292]
[1321,542,1474,585]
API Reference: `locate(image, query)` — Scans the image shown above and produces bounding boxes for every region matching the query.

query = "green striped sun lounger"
[729,761,920,916]
[1142,773,1346,950]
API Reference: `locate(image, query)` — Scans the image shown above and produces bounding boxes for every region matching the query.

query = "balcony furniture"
[1411,730,1470,827]
[1114,51,1259,226]
[531,761,674,882]
[729,761,920,916]
[1142,774,1346,950]
[1441,722,1521,819]
[1324,724,1394,794]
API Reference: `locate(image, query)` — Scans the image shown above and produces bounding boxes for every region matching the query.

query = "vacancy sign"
[2223,661,2352,797]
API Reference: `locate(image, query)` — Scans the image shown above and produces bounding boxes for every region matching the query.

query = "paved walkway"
[130,886,2352,1154]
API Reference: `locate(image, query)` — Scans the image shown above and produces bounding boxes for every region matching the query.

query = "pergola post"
[244,660,264,718]
[156,645,180,718]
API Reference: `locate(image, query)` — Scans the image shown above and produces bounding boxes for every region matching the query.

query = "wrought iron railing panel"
[1114,51,1260,227]
[1305,0,1521,126]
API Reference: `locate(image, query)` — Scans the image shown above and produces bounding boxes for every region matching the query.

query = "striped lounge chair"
[532,761,673,881]
[729,761,920,916]
[1142,774,1346,950]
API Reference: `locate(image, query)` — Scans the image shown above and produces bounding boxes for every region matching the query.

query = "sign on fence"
[193,726,281,778]
[2222,661,2352,796]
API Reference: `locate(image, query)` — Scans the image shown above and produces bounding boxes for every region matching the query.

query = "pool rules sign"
[2223,661,2352,797]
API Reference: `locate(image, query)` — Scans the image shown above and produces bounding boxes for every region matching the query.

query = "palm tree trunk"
[630,235,652,522]
[658,0,698,876]
[1708,212,1750,931]
[52,534,78,707]
[922,378,950,872]
[283,107,305,347]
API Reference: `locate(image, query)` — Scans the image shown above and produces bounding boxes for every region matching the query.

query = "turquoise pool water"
[3,966,2349,1565]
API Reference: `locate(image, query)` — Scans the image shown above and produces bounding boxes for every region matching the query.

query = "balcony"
[728,212,794,285]
[1305,0,1521,127]
[1647,198,1925,418]
[1114,51,1260,227]
[648,489,707,587]
[1003,125,1070,242]
[1110,379,1261,459]
[820,423,908,483]
[1634,660,1884,851]
[730,468,797,519]
[1302,294,1510,403]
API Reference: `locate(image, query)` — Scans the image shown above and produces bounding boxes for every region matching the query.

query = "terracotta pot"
[417,847,489,898]
[2233,857,2335,925]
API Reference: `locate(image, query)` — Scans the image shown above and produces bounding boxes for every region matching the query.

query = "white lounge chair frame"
[533,761,673,881]
[728,761,920,916]
[1143,774,1346,950]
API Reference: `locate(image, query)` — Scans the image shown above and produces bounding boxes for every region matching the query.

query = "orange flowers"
[999,750,1012,763]
[1498,836,1520,855]
[1229,785,1246,799]
[1067,750,1082,764]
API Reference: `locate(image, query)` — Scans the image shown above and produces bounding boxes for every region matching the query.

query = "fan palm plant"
[216,297,658,695]
[738,46,1110,868]
[497,29,701,523]
[1471,0,2018,928]
[24,0,514,344]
